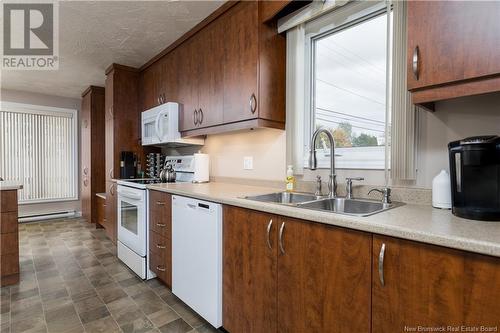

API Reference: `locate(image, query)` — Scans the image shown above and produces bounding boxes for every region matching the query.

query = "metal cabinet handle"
[156,201,165,206]
[156,244,166,249]
[249,93,257,114]
[279,222,286,254]
[109,168,113,178]
[83,167,89,175]
[266,219,273,250]
[194,109,198,125]
[156,265,166,272]
[109,184,115,196]
[378,243,386,286]
[83,120,88,129]
[108,106,113,118]
[156,223,166,227]
[412,46,419,80]
[198,109,204,125]
[83,178,89,187]
[157,96,161,105]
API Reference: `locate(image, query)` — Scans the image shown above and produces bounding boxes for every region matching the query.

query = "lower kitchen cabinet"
[223,207,278,333]
[148,190,172,288]
[372,235,500,331]
[222,206,372,333]
[95,194,106,228]
[277,217,371,333]
[105,181,117,243]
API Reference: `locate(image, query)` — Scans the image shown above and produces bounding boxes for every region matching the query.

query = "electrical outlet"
[243,156,253,170]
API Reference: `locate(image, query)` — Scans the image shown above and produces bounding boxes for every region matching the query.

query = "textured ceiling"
[2,1,225,99]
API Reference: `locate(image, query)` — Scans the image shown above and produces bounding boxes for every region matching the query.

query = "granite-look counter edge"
[0,181,23,191]
[147,182,500,258]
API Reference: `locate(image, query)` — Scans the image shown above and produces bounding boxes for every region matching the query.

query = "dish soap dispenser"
[286,165,295,192]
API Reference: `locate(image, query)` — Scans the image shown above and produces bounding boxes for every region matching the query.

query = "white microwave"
[141,102,204,147]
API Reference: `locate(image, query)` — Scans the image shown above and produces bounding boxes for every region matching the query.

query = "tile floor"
[0,218,221,333]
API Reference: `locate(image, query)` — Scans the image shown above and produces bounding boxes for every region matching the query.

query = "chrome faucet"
[309,128,337,198]
[368,187,392,204]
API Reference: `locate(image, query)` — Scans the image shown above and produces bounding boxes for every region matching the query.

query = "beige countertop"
[147,182,500,258]
[0,181,23,191]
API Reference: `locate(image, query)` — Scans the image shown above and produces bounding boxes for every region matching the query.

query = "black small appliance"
[120,151,136,179]
[448,136,500,221]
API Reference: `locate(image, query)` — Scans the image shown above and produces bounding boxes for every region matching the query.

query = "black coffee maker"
[448,136,500,221]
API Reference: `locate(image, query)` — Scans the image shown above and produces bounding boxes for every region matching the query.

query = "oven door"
[117,185,146,256]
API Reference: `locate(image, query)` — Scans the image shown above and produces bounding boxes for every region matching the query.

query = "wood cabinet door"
[277,218,371,333]
[407,2,500,91]
[197,19,223,129]
[104,74,115,181]
[372,235,465,332]
[105,181,117,243]
[462,252,500,326]
[81,92,91,222]
[223,206,277,333]
[223,1,259,123]
[141,62,161,111]
[407,1,465,90]
[176,39,199,132]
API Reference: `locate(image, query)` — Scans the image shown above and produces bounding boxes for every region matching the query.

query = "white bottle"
[432,169,452,209]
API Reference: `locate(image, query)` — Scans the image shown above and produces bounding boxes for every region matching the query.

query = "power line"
[316,116,385,133]
[316,107,385,125]
[316,78,386,106]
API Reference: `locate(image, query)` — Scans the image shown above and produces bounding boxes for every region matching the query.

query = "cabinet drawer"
[149,251,168,284]
[1,233,18,255]
[149,191,171,238]
[0,190,18,213]
[0,212,18,234]
[149,229,170,256]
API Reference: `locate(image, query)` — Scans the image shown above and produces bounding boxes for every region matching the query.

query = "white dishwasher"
[171,195,222,328]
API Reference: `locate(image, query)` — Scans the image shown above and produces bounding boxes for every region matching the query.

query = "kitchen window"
[0,102,78,203]
[284,1,392,171]
[309,9,390,169]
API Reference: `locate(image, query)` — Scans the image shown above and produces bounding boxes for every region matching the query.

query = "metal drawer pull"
[156,223,166,227]
[279,222,286,254]
[194,109,198,125]
[156,244,166,249]
[266,219,273,250]
[412,46,419,80]
[156,265,166,272]
[156,201,165,206]
[249,93,257,113]
[379,243,386,286]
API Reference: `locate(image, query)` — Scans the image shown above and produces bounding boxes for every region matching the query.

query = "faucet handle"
[314,175,323,197]
[345,177,364,199]
[368,187,392,204]
[346,177,364,183]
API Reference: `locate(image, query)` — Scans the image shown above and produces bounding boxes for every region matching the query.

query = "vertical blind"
[0,105,77,203]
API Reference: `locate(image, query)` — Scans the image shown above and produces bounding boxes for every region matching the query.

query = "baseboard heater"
[19,210,77,223]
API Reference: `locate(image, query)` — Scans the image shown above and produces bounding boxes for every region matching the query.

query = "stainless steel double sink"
[244,191,400,217]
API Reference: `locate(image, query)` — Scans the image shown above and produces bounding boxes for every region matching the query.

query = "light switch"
[243,156,253,170]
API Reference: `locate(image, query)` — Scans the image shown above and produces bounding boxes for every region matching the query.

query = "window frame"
[303,1,390,170]
[0,101,79,204]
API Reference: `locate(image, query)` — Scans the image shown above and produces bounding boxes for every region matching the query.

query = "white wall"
[199,92,500,189]
[1,89,82,217]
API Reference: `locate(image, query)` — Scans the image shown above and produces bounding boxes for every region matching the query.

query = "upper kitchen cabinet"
[105,63,141,181]
[407,1,500,106]
[81,86,105,225]
[140,1,286,137]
